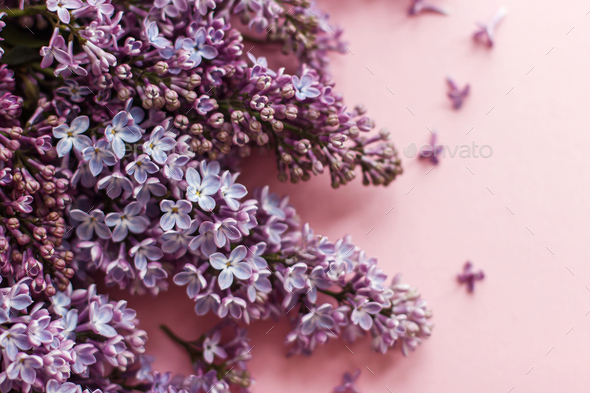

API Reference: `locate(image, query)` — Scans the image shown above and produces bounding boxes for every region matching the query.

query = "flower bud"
[154,61,169,75]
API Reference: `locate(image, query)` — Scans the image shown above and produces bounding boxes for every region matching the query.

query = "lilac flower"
[446,77,469,109]
[146,21,171,50]
[6,353,43,384]
[0,324,32,360]
[105,111,142,159]
[46,380,82,393]
[350,299,382,330]
[474,7,508,47]
[292,74,321,101]
[74,0,115,22]
[160,200,193,230]
[408,0,450,16]
[97,172,134,199]
[53,40,88,76]
[164,154,190,180]
[185,167,221,211]
[188,221,218,257]
[70,209,112,240]
[301,304,335,335]
[2,284,32,312]
[56,80,91,102]
[195,0,216,15]
[52,115,92,157]
[161,220,199,254]
[174,264,207,299]
[181,28,218,67]
[202,331,227,363]
[209,246,252,290]
[129,238,164,271]
[134,177,167,205]
[47,0,84,24]
[83,140,117,176]
[218,294,247,318]
[419,132,444,165]
[126,154,159,184]
[155,0,187,18]
[457,261,485,292]
[259,186,286,219]
[26,315,53,346]
[143,126,176,164]
[78,301,117,337]
[140,262,168,287]
[105,202,150,242]
[334,369,361,393]
[219,171,247,210]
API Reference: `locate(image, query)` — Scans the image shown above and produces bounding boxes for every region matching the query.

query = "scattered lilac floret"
[446,76,469,109]
[457,261,485,293]
[419,131,444,165]
[473,7,508,47]
[334,369,361,393]
[408,0,450,16]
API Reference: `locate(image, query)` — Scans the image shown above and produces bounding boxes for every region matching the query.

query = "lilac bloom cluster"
[0,279,149,393]
[0,0,431,391]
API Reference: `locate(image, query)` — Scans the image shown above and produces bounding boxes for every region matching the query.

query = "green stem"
[3,5,46,17]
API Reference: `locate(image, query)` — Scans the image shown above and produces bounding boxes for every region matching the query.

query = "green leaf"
[0,46,40,65]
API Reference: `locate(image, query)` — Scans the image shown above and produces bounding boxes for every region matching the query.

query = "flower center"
[172,207,178,213]
[67,132,73,137]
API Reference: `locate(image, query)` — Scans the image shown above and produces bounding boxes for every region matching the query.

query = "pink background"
[115,1,590,392]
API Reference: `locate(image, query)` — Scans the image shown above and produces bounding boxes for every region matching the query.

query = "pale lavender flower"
[26,315,53,346]
[105,111,142,159]
[6,353,43,384]
[56,80,91,102]
[105,202,150,242]
[188,221,218,257]
[202,331,227,363]
[350,299,382,330]
[52,115,92,157]
[134,177,167,205]
[300,304,335,335]
[219,171,247,211]
[129,238,164,271]
[334,369,361,393]
[209,245,252,290]
[259,186,286,219]
[160,199,192,230]
[419,132,444,165]
[195,0,216,15]
[77,301,117,337]
[292,74,321,101]
[53,40,88,76]
[83,140,117,176]
[140,262,168,287]
[164,154,190,180]
[218,294,247,318]
[154,0,187,18]
[126,154,159,184]
[97,172,134,199]
[194,278,221,315]
[143,126,176,165]
[46,380,82,393]
[173,263,207,299]
[161,220,199,254]
[146,21,171,50]
[46,0,84,24]
[70,209,112,240]
[185,167,221,211]
[0,324,32,360]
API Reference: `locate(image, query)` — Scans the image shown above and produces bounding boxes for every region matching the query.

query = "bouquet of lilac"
[0,0,431,392]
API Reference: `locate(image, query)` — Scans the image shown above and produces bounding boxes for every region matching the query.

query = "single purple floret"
[457,261,485,292]
[419,131,444,165]
[446,76,469,109]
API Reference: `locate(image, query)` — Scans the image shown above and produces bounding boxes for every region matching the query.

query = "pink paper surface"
[117,0,590,391]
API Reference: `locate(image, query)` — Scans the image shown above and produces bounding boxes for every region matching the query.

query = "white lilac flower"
[185,167,221,211]
[209,245,252,290]
[105,202,150,242]
[143,126,176,164]
[160,199,192,230]
[129,238,164,271]
[78,302,117,337]
[125,154,159,184]
[52,115,92,157]
[219,171,247,211]
[292,73,321,101]
[350,298,382,330]
[82,140,116,176]
[69,209,112,240]
[104,111,142,159]
[202,331,227,363]
[0,324,32,361]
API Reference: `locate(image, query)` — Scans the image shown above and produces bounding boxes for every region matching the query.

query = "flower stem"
[3,5,46,17]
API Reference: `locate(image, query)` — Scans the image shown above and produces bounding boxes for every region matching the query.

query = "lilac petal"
[231,262,252,280]
[363,302,383,314]
[229,245,247,262]
[111,224,128,242]
[200,175,221,195]
[200,45,218,59]
[209,253,227,270]
[94,222,112,239]
[359,313,373,330]
[218,269,233,290]
[127,216,149,233]
[76,222,94,241]
[197,195,216,212]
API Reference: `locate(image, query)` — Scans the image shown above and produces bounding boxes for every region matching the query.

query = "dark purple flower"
[419,132,444,165]
[457,261,485,292]
[446,77,470,109]
[473,7,508,47]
